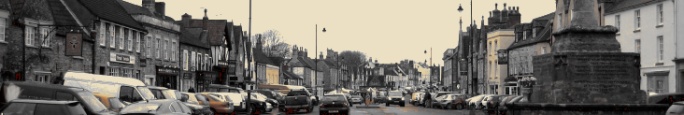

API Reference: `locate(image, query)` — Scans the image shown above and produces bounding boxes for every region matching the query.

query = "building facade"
[178,27,212,92]
[506,13,554,96]
[486,29,514,94]
[604,0,676,94]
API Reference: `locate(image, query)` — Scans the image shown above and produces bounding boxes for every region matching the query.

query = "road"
[261,95,488,115]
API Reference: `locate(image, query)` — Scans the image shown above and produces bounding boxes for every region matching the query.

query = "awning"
[644,70,669,76]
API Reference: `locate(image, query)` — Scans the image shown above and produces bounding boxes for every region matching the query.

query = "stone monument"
[531,0,645,104]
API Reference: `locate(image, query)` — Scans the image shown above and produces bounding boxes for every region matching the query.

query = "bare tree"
[253,30,291,57]
[339,50,367,69]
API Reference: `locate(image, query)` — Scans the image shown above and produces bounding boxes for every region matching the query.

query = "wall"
[604,1,676,93]
[506,103,668,115]
[266,64,279,85]
[487,30,515,94]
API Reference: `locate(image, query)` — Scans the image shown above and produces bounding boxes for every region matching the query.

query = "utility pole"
[246,0,253,113]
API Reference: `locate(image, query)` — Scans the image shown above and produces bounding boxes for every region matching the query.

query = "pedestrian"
[424,91,433,108]
[188,87,195,93]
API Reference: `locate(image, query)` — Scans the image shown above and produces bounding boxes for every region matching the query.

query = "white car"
[467,94,490,109]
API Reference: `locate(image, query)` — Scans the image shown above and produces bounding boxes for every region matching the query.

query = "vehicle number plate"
[329,110,339,113]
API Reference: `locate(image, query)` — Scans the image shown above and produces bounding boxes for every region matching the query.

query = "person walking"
[423,90,433,108]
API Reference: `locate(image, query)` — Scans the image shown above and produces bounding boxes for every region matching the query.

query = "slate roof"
[323,60,339,69]
[269,57,285,65]
[77,0,145,31]
[180,28,210,49]
[507,12,554,50]
[605,0,667,15]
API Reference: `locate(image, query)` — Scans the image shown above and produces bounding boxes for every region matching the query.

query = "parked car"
[0,99,88,115]
[148,86,182,100]
[119,99,192,115]
[385,91,405,107]
[200,92,239,115]
[374,91,387,103]
[350,95,363,104]
[283,88,314,113]
[497,95,528,115]
[204,84,244,93]
[434,94,467,110]
[1,81,114,115]
[250,92,274,113]
[481,95,505,110]
[319,94,351,115]
[93,92,126,113]
[179,92,213,115]
[466,94,490,109]
[667,101,684,115]
[62,72,156,104]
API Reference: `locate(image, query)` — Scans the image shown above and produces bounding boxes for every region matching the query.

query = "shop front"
[195,71,216,92]
[156,66,179,89]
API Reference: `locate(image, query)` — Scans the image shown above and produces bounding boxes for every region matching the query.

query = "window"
[191,51,196,71]
[164,39,169,60]
[99,22,105,46]
[635,10,641,29]
[40,27,50,47]
[0,18,6,42]
[146,36,152,57]
[657,4,663,25]
[25,26,35,46]
[35,104,68,115]
[109,67,118,76]
[557,14,563,30]
[656,79,664,93]
[205,54,210,69]
[127,30,133,51]
[156,38,161,59]
[635,39,641,53]
[657,36,664,61]
[137,32,142,53]
[109,24,115,48]
[615,15,620,28]
[2,103,36,115]
[135,32,140,52]
[183,50,188,70]
[119,86,142,103]
[118,27,124,50]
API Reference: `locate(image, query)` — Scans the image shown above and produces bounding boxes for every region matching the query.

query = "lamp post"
[457,0,474,96]
[315,24,326,96]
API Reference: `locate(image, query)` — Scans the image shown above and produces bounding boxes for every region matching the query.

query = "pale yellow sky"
[124,0,556,65]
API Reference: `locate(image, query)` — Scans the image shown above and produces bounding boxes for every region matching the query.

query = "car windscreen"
[388,92,402,97]
[322,95,346,102]
[137,87,156,100]
[162,90,178,100]
[120,103,160,114]
[77,92,109,113]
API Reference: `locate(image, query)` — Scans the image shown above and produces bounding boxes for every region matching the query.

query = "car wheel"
[386,103,390,106]
[446,104,453,110]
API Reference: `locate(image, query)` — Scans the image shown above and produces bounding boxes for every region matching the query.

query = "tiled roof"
[117,0,175,22]
[184,20,228,46]
[47,0,96,34]
[180,28,210,49]
[254,49,275,65]
[77,0,145,31]
[605,0,666,15]
[324,60,339,69]
[283,71,303,79]
[507,21,553,50]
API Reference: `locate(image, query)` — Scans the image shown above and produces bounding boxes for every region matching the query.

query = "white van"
[61,72,156,104]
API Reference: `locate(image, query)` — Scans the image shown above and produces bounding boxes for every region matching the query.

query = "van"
[61,72,156,104]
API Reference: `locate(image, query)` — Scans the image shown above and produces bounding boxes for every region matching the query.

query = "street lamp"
[457,0,474,96]
[316,24,326,96]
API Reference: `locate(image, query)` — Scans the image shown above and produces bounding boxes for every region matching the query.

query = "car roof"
[11,99,80,105]
[147,86,169,90]
[132,99,177,104]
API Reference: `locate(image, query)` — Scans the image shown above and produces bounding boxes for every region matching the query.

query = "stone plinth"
[532,52,645,104]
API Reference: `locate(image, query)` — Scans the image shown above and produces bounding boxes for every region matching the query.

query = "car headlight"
[401,97,405,100]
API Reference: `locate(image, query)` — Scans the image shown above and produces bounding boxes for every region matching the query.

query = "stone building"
[442,48,454,90]
[0,0,101,83]
[177,10,234,89]
[254,35,280,86]
[603,0,677,94]
[506,13,554,96]
[119,0,181,89]
[178,27,212,92]
[287,46,316,88]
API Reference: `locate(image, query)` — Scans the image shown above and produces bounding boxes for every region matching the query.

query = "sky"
[124,0,556,65]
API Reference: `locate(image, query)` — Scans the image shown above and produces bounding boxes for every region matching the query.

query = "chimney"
[256,34,263,52]
[181,13,191,27]
[142,0,155,13]
[203,9,209,29]
[319,52,324,59]
[154,2,165,15]
[292,45,299,58]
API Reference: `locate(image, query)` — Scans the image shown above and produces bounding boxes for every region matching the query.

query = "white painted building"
[604,0,677,93]
[675,0,684,93]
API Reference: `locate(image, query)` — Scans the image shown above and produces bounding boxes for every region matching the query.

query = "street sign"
[65,32,82,56]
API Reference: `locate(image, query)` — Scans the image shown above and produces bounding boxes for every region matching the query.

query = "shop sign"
[156,66,178,75]
[110,53,136,64]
